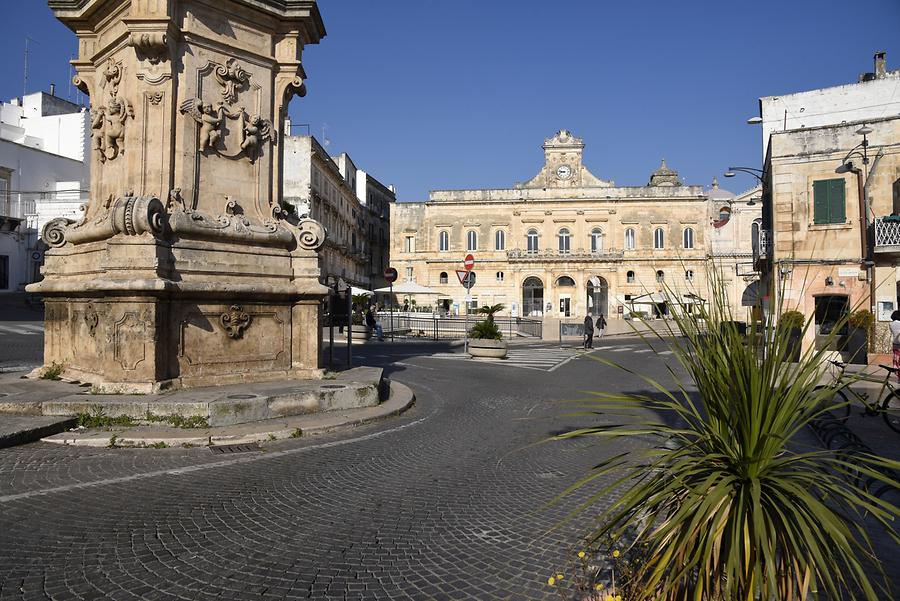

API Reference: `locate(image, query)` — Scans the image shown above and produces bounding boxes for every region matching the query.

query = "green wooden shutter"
[829,178,845,223]
[813,180,829,224]
[813,179,846,224]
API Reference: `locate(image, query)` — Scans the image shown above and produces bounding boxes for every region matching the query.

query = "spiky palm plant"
[476,303,506,323]
[555,271,900,600]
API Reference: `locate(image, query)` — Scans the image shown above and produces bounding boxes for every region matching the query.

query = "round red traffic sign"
[383,267,398,283]
[463,254,475,271]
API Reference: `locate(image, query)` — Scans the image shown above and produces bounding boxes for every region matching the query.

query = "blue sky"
[2,0,898,200]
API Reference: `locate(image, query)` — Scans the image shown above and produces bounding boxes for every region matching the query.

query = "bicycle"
[813,360,900,433]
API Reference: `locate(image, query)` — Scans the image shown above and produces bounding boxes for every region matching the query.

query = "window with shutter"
[813,178,846,225]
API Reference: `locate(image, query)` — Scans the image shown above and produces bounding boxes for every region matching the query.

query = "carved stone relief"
[129,32,169,65]
[220,305,251,339]
[180,58,275,163]
[84,304,99,338]
[92,60,134,162]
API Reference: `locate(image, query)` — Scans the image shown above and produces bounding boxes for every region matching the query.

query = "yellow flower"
[547,576,555,586]
[612,549,620,558]
[556,573,564,580]
[605,595,614,601]
[595,583,605,590]
[615,596,622,601]
[578,551,586,559]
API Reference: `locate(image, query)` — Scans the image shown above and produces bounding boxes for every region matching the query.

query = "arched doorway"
[587,276,608,317]
[523,277,544,317]
[556,275,576,317]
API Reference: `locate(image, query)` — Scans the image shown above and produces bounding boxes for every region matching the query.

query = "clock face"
[556,164,572,180]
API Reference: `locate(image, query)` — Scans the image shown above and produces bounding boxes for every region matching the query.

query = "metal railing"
[0,197,36,220]
[874,217,900,251]
[376,313,542,340]
[507,248,625,262]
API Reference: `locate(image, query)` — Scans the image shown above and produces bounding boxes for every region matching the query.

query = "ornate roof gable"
[521,129,612,189]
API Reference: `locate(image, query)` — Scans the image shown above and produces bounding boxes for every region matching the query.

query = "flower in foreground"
[612,550,620,558]
[577,550,586,558]
[547,576,555,586]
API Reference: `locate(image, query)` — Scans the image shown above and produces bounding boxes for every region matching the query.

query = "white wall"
[760,75,900,158]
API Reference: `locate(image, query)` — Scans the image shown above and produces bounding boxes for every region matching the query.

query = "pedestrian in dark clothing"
[365,308,376,329]
[583,313,594,349]
[596,313,607,339]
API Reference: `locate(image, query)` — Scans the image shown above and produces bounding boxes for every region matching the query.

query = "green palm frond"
[553,266,900,600]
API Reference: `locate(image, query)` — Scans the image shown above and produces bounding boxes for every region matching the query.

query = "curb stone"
[41,380,416,448]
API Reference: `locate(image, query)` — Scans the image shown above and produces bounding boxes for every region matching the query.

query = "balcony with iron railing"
[874,217,900,254]
[752,228,771,267]
[507,248,625,262]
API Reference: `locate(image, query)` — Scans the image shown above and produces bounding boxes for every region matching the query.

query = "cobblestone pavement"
[1,340,896,599]
[0,343,668,600]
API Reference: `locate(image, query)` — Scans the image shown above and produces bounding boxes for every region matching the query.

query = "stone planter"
[350,325,372,341]
[842,327,868,365]
[468,338,508,359]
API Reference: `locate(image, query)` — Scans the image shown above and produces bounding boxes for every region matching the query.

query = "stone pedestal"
[30,0,329,392]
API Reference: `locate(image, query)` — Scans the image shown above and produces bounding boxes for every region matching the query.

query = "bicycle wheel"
[812,386,851,421]
[882,390,900,433]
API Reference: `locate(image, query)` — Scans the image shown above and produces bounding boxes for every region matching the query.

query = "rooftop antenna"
[23,36,40,99]
[322,123,330,148]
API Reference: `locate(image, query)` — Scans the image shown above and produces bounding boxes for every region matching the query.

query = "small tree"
[476,303,505,323]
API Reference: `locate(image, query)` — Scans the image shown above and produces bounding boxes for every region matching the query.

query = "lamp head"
[856,125,873,136]
[724,171,736,178]
[746,116,763,124]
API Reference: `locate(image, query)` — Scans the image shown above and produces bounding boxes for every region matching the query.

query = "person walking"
[596,313,607,340]
[891,310,900,380]
[583,313,594,349]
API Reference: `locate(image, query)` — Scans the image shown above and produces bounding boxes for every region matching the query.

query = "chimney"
[49,83,56,96]
[874,51,887,78]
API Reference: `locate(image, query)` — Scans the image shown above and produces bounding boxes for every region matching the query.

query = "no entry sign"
[463,254,475,271]
[383,267,398,283]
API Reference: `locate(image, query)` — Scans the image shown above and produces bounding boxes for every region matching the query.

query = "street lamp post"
[837,125,875,316]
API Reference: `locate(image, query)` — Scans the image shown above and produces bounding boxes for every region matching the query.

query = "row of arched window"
[436,270,695,285]
[435,227,696,252]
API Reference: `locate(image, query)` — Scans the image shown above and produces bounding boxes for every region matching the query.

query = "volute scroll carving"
[129,32,169,64]
[41,218,76,249]
[64,195,167,245]
[294,219,326,252]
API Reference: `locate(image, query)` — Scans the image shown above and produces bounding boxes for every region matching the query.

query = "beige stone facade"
[762,116,900,353]
[29,0,330,392]
[283,135,393,290]
[390,131,717,322]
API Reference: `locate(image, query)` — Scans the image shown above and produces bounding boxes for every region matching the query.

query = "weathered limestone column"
[29,0,328,392]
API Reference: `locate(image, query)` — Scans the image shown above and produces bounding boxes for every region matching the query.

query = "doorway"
[523,277,544,317]
[586,277,608,318]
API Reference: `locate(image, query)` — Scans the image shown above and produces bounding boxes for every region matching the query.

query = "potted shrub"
[844,308,874,365]
[468,303,508,359]
[350,293,372,341]
[779,309,805,361]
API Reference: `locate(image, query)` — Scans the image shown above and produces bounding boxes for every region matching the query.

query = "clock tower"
[521,129,612,189]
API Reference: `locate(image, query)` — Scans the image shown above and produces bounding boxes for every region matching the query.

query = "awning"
[741,280,762,307]
[351,287,374,296]
[374,281,441,295]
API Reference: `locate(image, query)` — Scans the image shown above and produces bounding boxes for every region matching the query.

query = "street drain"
[226,394,257,399]
[209,442,261,454]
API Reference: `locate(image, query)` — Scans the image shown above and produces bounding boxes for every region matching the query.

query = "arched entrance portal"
[523,277,544,317]
[587,276,608,317]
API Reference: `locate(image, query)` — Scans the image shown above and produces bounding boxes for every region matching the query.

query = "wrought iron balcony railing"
[875,217,900,253]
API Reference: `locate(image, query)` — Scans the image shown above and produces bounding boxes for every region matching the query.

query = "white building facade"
[0,92,89,293]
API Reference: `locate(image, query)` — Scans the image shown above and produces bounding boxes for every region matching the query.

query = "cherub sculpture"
[102,97,133,161]
[240,113,274,162]
[180,98,225,152]
[90,106,106,157]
